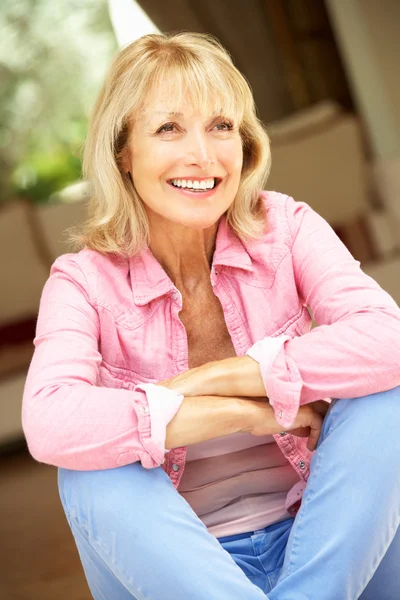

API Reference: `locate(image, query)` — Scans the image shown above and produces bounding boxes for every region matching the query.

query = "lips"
[167,178,222,192]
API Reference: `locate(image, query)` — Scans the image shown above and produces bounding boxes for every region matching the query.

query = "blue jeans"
[58,387,400,599]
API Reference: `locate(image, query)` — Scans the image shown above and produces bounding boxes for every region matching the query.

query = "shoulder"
[51,248,123,278]
[240,191,327,270]
[50,249,129,300]
[260,190,313,226]
[258,190,322,243]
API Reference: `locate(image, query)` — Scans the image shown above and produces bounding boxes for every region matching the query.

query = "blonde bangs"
[139,54,247,128]
[75,32,271,256]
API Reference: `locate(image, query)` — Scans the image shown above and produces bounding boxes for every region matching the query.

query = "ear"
[120,147,131,175]
[120,147,133,183]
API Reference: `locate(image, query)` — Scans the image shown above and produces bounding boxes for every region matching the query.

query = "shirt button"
[279,431,287,436]
[172,292,178,300]
[299,461,306,470]
[172,463,180,472]
[141,406,149,414]
[279,410,283,418]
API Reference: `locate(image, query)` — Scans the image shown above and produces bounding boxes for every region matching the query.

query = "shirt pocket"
[98,299,171,381]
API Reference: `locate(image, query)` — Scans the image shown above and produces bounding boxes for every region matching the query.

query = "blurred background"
[1,0,399,598]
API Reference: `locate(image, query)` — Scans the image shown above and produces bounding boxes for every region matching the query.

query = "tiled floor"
[0,449,91,600]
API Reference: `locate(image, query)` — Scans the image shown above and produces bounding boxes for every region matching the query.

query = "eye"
[215,119,234,131]
[156,122,177,134]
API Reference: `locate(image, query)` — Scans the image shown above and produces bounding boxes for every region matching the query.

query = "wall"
[361,0,400,143]
[326,0,400,160]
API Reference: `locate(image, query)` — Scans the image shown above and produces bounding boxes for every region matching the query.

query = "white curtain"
[107,0,159,47]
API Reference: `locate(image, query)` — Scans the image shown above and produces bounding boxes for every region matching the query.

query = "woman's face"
[125,88,243,231]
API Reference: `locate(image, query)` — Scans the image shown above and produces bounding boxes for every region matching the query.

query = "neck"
[147,211,218,294]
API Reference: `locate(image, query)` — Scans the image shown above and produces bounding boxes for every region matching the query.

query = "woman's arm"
[159,356,266,398]
[165,394,325,451]
[22,255,186,471]
[162,197,400,429]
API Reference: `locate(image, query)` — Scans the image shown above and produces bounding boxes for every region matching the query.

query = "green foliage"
[12,145,83,204]
[0,0,117,204]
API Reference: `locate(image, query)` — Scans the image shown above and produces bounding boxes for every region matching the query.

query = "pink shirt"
[22,192,400,516]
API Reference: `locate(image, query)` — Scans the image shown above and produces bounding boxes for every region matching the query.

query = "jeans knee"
[58,463,170,532]
[58,467,100,529]
[324,385,400,458]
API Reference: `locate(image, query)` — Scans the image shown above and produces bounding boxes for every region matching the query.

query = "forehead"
[138,74,241,125]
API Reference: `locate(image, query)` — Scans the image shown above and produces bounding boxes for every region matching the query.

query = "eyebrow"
[143,111,183,128]
[151,110,224,118]
[143,110,227,128]
[154,111,184,117]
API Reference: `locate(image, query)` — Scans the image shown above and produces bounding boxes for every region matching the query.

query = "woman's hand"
[290,401,329,451]
[247,400,329,451]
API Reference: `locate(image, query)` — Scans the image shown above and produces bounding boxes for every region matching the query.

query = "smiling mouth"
[168,177,222,192]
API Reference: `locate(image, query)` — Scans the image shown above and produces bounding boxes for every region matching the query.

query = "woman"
[22,32,400,599]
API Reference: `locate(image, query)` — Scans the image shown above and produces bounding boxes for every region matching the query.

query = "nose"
[184,128,215,169]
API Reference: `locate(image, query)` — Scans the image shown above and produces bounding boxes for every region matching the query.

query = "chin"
[174,209,224,230]
[180,202,231,227]
[176,217,220,230]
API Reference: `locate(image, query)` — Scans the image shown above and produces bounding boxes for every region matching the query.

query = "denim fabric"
[217,518,293,594]
[58,386,400,599]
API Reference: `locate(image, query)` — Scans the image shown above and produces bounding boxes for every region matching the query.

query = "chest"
[97,261,310,382]
[178,285,236,368]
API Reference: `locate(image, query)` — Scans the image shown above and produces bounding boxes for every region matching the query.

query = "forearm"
[162,356,266,399]
[165,394,277,450]
[207,356,267,397]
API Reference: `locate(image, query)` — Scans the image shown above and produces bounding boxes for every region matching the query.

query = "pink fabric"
[185,432,275,461]
[180,433,299,537]
[246,335,290,391]
[22,192,400,515]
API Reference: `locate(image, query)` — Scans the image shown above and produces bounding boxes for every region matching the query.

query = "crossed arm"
[160,356,329,452]
[161,355,265,398]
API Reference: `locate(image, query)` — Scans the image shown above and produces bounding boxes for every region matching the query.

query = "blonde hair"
[77,32,271,255]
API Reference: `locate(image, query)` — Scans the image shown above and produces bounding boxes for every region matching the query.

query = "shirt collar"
[129,214,254,306]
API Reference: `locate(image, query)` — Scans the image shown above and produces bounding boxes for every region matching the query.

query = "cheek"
[224,140,243,175]
[132,142,173,181]
[130,151,156,185]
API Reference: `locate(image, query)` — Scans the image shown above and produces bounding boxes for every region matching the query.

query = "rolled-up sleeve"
[127,384,184,468]
[22,255,183,470]
[254,197,400,428]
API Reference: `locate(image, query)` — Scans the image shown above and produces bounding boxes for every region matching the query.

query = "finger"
[287,427,310,438]
[306,414,323,451]
[311,400,330,417]
[307,430,319,451]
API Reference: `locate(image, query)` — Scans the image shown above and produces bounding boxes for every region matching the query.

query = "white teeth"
[170,178,216,190]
